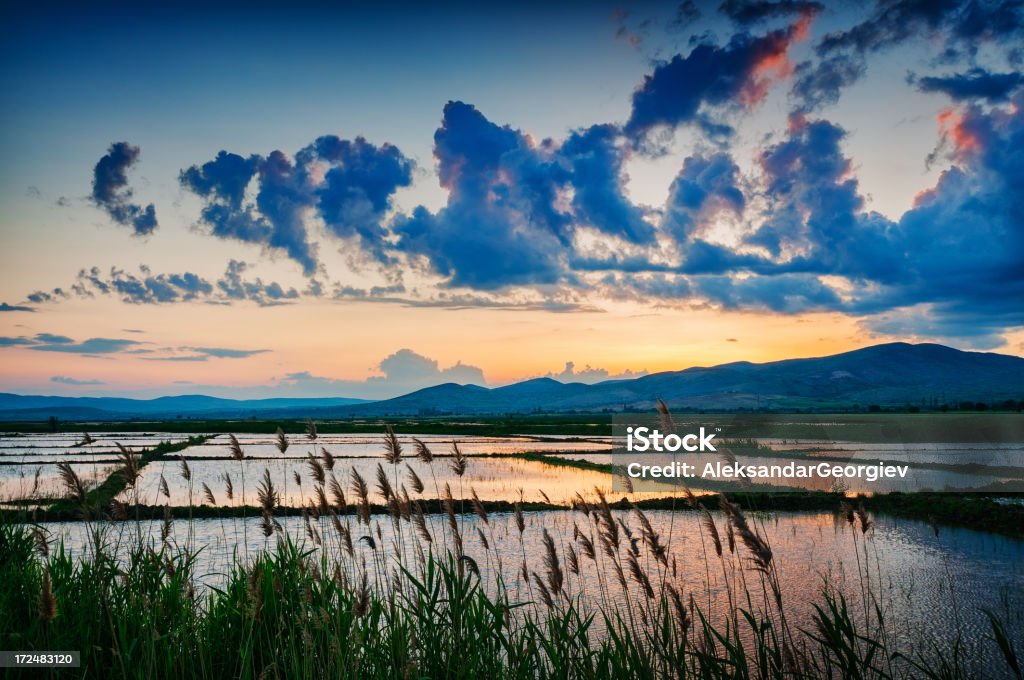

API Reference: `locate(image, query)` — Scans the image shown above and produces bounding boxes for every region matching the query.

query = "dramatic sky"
[1,0,1022,399]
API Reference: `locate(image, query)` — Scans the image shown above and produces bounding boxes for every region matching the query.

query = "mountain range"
[1,343,1022,421]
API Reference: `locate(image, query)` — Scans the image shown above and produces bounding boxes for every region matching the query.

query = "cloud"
[392,101,572,289]
[91,142,158,235]
[624,17,811,138]
[0,336,36,347]
[790,55,866,111]
[0,302,34,312]
[274,348,487,399]
[662,152,745,245]
[181,136,414,275]
[26,288,67,304]
[561,124,654,243]
[64,261,299,307]
[51,376,105,386]
[306,135,415,260]
[913,68,1024,102]
[35,333,73,344]
[545,361,648,384]
[32,337,140,354]
[216,260,300,306]
[818,0,1023,58]
[185,346,269,359]
[720,0,823,25]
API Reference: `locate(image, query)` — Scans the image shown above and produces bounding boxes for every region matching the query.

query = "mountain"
[322,342,1024,415]
[0,394,368,421]
[2,343,1022,421]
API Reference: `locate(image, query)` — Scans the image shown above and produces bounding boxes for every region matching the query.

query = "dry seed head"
[413,437,433,463]
[228,434,245,460]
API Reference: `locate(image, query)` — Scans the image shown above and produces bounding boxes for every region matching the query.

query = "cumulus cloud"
[91,142,158,235]
[625,16,811,138]
[545,361,648,384]
[180,136,414,275]
[0,302,34,312]
[274,349,487,400]
[661,152,745,245]
[393,102,572,289]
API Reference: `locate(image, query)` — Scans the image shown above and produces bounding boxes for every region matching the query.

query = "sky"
[1,0,1022,400]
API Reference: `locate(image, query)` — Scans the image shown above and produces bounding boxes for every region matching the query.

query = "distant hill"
[2,343,1022,421]
[322,342,1024,416]
[0,394,368,422]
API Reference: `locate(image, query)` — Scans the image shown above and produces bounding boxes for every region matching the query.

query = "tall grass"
[0,422,1020,680]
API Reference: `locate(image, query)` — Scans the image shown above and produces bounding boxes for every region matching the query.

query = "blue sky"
[1,0,1022,398]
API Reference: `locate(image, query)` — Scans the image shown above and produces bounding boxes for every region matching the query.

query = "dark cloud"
[216,260,300,306]
[105,266,214,304]
[65,261,298,307]
[791,55,866,111]
[392,101,571,289]
[181,137,414,275]
[561,124,654,243]
[0,303,34,312]
[662,152,745,245]
[913,68,1024,102]
[51,376,105,386]
[625,18,810,138]
[818,0,1023,58]
[719,0,822,25]
[91,142,158,235]
[26,288,67,304]
[306,135,414,260]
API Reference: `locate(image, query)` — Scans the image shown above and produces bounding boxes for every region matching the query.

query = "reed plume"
[351,469,371,524]
[383,425,402,464]
[116,443,140,488]
[374,463,394,501]
[321,447,335,470]
[541,528,564,597]
[56,462,86,505]
[406,464,425,494]
[305,418,318,441]
[471,488,489,525]
[228,434,245,460]
[202,483,216,505]
[306,453,326,484]
[275,427,289,455]
[413,438,433,463]
[329,474,346,512]
[450,442,466,476]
